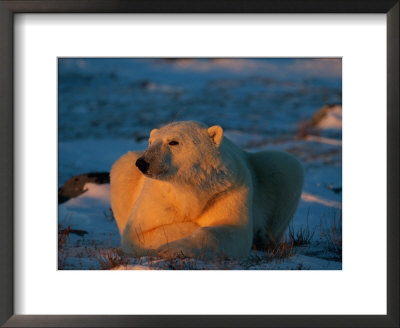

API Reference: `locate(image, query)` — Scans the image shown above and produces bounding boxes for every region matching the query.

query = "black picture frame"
[0,1,398,327]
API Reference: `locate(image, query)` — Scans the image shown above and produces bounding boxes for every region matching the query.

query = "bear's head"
[136,121,227,187]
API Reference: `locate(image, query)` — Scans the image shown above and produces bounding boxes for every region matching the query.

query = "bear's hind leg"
[250,151,304,245]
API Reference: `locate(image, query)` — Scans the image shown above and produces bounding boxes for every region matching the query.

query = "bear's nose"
[136,157,150,174]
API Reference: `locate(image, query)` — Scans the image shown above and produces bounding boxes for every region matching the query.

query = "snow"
[59,139,146,187]
[316,105,342,130]
[58,58,342,270]
[305,135,342,146]
[59,182,120,257]
[301,192,341,209]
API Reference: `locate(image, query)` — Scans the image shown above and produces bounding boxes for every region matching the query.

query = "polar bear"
[110,121,304,259]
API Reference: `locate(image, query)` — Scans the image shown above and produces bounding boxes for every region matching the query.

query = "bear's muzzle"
[136,157,150,174]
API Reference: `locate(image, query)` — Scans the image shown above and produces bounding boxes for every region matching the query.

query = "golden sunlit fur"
[110,121,304,259]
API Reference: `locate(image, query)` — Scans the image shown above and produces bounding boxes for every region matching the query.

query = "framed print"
[0,1,398,327]
[56,57,342,271]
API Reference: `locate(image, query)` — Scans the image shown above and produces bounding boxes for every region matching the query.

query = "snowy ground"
[58,58,342,270]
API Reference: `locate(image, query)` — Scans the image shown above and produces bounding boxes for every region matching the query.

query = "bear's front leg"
[157,225,252,260]
[157,187,254,260]
[157,227,219,260]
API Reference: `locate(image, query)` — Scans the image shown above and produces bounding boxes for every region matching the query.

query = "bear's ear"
[150,128,158,137]
[207,125,224,146]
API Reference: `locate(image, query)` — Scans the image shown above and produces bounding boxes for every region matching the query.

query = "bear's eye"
[169,140,179,146]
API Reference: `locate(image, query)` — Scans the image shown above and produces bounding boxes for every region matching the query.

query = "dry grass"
[320,209,342,261]
[264,241,295,260]
[58,208,342,270]
[288,209,315,246]
[93,247,130,270]
[58,223,70,269]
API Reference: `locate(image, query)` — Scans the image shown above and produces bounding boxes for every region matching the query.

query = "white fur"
[110,121,304,259]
